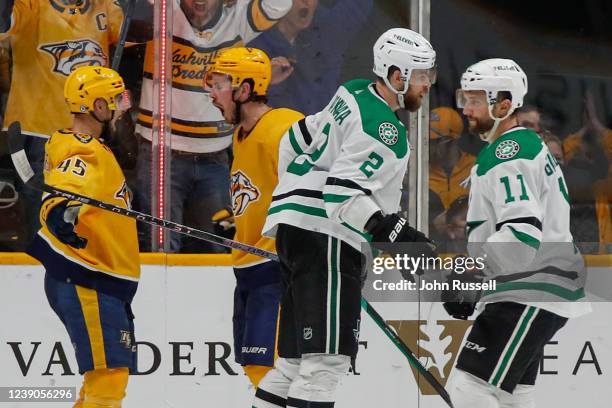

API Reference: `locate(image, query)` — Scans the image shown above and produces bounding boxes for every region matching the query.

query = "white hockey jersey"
[135,0,291,153]
[263,79,410,250]
[466,127,590,318]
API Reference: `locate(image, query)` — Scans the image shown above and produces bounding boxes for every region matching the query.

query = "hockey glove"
[211,208,235,239]
[441,270,483,320]
[366,212,433,244]
[366,212,438,277]
[46,201,88,249]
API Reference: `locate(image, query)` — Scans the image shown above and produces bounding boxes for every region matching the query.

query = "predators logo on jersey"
[40,39,107,76]
[49,0,92,14]
[114,181,131,209]
[231,170,260,216]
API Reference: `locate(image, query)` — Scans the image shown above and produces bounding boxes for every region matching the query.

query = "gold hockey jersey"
[231,108,303,267]
[1,0,123,138]
[27,129,140,302]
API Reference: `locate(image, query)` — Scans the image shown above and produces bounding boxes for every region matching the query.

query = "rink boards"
[0,256,610,407]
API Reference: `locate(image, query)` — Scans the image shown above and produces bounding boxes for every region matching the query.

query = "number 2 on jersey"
[359,152,383,178]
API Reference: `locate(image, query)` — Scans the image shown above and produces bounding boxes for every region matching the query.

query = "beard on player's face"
[467,114,495,135]
[402,83,429,112]
[404,92,422,111]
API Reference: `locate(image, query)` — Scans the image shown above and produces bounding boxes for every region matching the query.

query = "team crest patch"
[114,181,131,209]
[378,122,399,145]
[49,0,92,14]
[495,140,520,159]
[230,170,260,216]
[40,39,107,76]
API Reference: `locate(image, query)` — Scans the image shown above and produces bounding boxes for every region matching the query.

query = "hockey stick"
[361,299,454,407]
[7,122,277,260]
[8,122,453,406]
[111,0,137,70]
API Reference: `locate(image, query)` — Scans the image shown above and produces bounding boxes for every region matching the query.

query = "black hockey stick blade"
[7,121,35,185]
[361,298,455,408]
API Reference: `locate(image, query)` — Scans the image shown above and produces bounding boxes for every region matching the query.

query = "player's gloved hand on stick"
[46,201,88,249]
[442,269,483,320]
[212,208,236,239]
[365,212,438,276]
[366,212,433,244]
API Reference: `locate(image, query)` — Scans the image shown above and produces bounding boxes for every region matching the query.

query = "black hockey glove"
[366,212,437,277]
[366,212,432,243]
[46,202,88,249]
[441,271,483,320]
[211,208,236,239]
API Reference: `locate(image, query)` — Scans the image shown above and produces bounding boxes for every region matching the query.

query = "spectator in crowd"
[135,0,292,253]
[0,0,133,245]
[429,106,475,209]
[517,104,542,132]
[559,92,612,252]
[430,194,469,254]
[247,0,373,115]
[541,130,607,253]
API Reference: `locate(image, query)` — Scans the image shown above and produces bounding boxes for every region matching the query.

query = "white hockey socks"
[253,357,301,408]
[450,369,499,408]
[450,369,536,408]
[286,353,351,408]
[499,384,535,408]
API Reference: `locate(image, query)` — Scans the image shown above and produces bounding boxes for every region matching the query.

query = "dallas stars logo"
[378,122,399,145]
[495,140,520,160]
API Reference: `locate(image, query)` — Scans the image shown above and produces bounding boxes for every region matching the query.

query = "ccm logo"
[242,347,268,354]
[388,218,406,242]
[464,341,486,353]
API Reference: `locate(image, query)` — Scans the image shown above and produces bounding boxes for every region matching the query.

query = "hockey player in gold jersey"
[1,0,125,242]
[205,47,305,387]
[27,66,139,408]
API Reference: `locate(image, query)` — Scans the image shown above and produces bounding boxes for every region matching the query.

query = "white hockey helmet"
[456,58,528,141]
[373,28,436,108]
[457,58,527,112]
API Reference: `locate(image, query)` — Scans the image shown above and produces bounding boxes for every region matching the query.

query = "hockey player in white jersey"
[446,59,590,408]
[252,28,437,408]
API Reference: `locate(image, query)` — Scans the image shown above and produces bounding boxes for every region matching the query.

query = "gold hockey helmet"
[64,66,126,114]
[204,47,272,96]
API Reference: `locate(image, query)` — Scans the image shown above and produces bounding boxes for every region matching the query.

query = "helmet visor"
[410,67,437,86]
[203,71,233,93]
[455,89,487,109]
[114,90,132,111]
